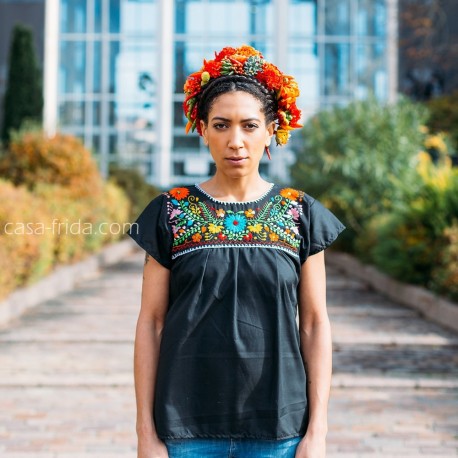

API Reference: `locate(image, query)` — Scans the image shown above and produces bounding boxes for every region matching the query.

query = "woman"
[128,45,345,458]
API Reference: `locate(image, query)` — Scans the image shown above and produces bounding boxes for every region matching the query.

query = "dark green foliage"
[427,91,458,152]
[290,97,428,251]
[1,25,43,143]
[108,164,161,222]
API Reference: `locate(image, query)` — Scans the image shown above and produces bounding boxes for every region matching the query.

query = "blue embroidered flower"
[224,214,247,233]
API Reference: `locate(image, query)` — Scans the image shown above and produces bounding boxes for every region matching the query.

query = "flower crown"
[183,45,302,146]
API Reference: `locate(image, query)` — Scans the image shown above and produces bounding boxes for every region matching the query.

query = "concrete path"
[0,250,457,457]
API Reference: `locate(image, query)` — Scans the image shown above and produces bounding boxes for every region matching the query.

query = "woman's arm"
[135,253,170,458]
[296,250,331,458]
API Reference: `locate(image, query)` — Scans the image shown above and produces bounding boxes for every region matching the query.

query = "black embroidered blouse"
[127,183,345,440]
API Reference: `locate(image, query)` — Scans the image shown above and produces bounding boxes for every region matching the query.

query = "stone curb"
[0,238,136,328]
[326,251,458,333]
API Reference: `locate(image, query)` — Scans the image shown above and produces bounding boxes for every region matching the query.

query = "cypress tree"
[1,25,43,143]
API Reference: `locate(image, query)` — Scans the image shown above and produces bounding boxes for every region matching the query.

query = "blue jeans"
[164,436,302,457]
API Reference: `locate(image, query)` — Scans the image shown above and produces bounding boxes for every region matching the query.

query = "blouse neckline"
[194,182,275,205]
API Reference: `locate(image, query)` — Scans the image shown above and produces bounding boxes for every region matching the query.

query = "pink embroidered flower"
[170,208,182,219]
[288,208,300,220]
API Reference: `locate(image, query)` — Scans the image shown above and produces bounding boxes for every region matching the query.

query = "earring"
[265,146,271,161]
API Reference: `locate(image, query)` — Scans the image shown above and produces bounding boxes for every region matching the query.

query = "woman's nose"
[227,128,244,150]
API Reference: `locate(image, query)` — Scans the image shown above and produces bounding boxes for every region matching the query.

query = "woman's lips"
[226,157,247,165]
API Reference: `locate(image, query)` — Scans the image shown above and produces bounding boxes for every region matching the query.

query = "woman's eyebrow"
[210,117,261,122]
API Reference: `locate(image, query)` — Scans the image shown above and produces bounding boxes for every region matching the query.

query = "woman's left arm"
[295,250,331,458]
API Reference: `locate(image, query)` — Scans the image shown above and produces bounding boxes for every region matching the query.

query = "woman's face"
[200,91,274,179]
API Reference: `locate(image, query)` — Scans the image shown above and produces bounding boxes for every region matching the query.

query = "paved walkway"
[0,250,457,457]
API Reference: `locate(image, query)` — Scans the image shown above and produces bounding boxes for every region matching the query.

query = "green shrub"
[362,153,458,286]
[427,90,458,151]
[431,223,458,301]
[291,96,428,251]
[108,164,160,222]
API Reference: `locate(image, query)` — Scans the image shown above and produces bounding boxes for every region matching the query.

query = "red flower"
[169,187,190,200]
[203,59,222,78]
[243,233,253,242]
[215,47,238,61]
[257,62,283,90]
[218,233,227,241]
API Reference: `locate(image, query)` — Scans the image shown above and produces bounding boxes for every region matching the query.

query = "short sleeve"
[126,193,173,269]
[298,196,346,263]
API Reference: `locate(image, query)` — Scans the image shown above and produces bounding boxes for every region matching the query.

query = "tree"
[1,25,43,143]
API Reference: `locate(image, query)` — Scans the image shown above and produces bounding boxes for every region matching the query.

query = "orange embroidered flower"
[280,188,299,200]
[244,208,255,218]
[192,233,202,243]
[201,226,207,233]
[269,232,279,242]
[169,187,190,200]
[216,208,225,218]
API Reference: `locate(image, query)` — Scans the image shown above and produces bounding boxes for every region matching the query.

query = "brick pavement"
[0,250,457,457]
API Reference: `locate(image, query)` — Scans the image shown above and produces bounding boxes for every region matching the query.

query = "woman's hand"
[137,435,169,458]
[295,431,326,458]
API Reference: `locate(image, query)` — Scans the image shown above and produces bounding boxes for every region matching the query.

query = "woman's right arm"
[135,253,170,458]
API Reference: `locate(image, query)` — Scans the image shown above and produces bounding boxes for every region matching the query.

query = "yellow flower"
[245,208,255,218]
[424,134,447,153]
[248,223,263,233]
[275,128,290,146]
[208,223,223,234]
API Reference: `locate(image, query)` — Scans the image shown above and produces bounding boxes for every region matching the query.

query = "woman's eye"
[245,123,259,130]
[213,123,227,129]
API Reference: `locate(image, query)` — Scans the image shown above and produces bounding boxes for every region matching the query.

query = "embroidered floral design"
[166,186,305,259]
[169,187,190,200]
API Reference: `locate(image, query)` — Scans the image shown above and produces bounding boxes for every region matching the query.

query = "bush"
[291,96,428,251]
[427,90,458,152]
[0,130,103,199]
[0,179,54,299]
[108,164,160,222]
[431,223,458,301]
[361,153,458,286]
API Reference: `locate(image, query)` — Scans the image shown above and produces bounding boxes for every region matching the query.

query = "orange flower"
[203,59,222,78]
[192,233,202,243]
[257,62,283,90]
[269,232,279,242]
[169,187,190,200]
[216,208,225,218]
[201,226,207,233]
[280,188,299,200]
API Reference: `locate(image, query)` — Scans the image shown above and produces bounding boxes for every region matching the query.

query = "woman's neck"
[198,173,272,203]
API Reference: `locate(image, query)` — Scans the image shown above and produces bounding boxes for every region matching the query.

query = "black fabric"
[127,184,345,440]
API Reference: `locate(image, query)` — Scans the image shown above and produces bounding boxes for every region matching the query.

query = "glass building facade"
[49,0,395,188]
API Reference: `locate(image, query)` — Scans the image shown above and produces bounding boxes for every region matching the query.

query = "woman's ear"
[200,120,208,145]
[265,122,275,146]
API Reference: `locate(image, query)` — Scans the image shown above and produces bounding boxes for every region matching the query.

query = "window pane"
[109,41,120,93]
[93,41,102,93]
[289,0,317,36]
[60,41,86,94]
[325,0,351,36]
[356,43,387,99]
[59,101,85,126]
[109,0,121,33]
[92,101,101,126]
[121,0,157,36]
[357,0,386,37]
[61,0,87,33]
[94,0,102,33]
[324,43,351,96]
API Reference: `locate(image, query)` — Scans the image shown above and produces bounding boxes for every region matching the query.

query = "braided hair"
[196,74,278,126]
